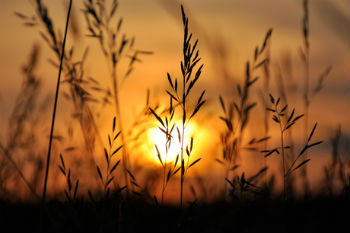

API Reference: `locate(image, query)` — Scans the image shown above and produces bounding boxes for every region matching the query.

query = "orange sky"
[0,0,349,201]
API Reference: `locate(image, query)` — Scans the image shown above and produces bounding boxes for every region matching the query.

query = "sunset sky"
[0,0,349,201]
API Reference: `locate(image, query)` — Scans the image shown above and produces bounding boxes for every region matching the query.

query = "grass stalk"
[268,96,290,199]
[178,5,206,208]
[219,29,272,197]
[82,0,152,191]
[276,105,286,199]
[180,121,185,208]
[152,5,206,207]
[150,98,177,204]
[265,94,322,199]
[302,0,310,195]
[112,65,130,191]
[161,133,170,204]
[42,0,72,203]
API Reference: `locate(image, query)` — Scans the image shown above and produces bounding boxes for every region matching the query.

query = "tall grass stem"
[42,0,72,203]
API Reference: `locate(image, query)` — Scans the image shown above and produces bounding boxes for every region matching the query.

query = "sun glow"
[147,120,196,165]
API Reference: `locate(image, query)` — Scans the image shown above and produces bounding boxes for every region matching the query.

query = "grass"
[150,5,205,207]
[264,94,322,199]
[42,0,72,203]
[217,28,272,197]
[58,153,79,202]
[91,116,125,200]
[149,99,177,204]
[299,0,333,195]
[1,0,349,232]
[82,0,153,190]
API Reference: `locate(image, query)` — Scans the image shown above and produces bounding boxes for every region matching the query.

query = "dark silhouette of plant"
[16,0,111,200]
[217,29,272,195]
[82,0,152,189]
[149,99,177,204]
[42,0,72,202]
[93,116,125,199]
[150,5,205,207]
[225,167,268,200]
[299,0,332,195]
[264,94,322,199]
[58,153,79,202]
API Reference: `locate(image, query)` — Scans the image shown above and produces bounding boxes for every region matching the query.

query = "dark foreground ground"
[0,195,349,233]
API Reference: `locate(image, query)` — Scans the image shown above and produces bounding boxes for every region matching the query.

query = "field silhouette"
[0,0,349,232]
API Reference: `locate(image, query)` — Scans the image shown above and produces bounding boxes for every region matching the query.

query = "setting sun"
[147,120,196,165]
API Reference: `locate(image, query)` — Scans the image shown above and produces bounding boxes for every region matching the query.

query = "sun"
[147,121,196,165]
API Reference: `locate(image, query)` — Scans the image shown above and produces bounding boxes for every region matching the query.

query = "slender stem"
[224,162,229,198]
[276,105,286,200]
[180,122,185,208]
[42,0,72,203]
[303,47,310,194]
[302,0,310,195]
[180,77,186,208]
[286,153,302,177]
[280,129,286,199]
[112,65,129,190]
[180,61,186,208]
[161,165,166,204]
[303,48,310,151]
[161,143,168,204]
[105,147,111,197]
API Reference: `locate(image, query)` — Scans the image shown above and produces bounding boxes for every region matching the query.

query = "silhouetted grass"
[1,0,349,232]
[149,5,206,207]
[217,28,272,198]
[42,0,72,203]
[82,0,153,191]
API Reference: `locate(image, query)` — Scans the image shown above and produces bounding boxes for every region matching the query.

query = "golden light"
[146,120,196,165]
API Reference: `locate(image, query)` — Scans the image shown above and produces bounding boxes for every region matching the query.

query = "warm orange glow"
[146,120,197,165]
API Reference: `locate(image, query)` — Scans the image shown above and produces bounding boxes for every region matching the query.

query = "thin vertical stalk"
[180,82,186,208]
[161,144,169,204]
[276,105,286,199]
[42,0,72,203]
[180,18,187,207]
[303,52,310,195]
[180,122,185,208]
[280,125,286,199]
[161,163,166,204]
[302,0,310,195]
[167,5,205,208]
[112,65,129,190]
[223,163,229,198]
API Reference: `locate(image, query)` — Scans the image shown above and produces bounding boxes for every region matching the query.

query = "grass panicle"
[83,0,152,190]
[264,94,322,199]
[58,153,79,202]
[92,116,125,199]
[149,96,177,204]
[149,5,205,207]
[218,28,272,197]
